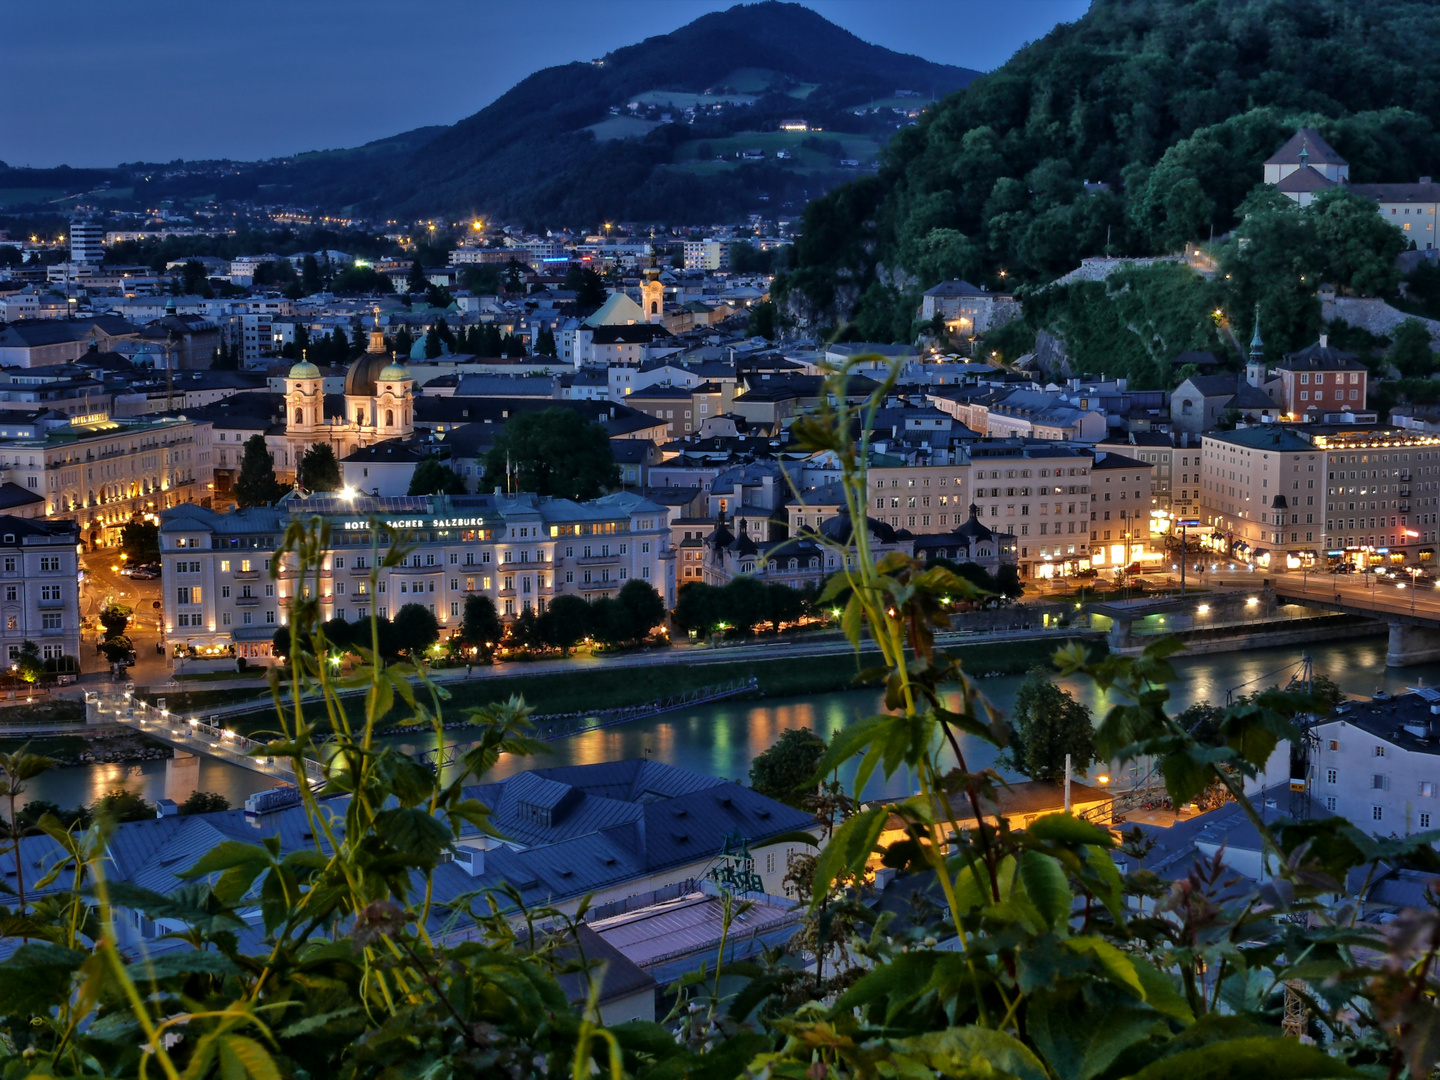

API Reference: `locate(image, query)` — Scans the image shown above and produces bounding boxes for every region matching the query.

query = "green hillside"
[779,0,1440,360]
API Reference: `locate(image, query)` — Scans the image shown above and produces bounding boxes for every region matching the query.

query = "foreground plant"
[0,357,1434,1078]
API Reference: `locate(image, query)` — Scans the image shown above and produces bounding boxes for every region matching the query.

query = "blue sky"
[0,0,1090,168]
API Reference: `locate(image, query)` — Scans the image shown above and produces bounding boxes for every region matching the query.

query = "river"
[20,636,1428,812]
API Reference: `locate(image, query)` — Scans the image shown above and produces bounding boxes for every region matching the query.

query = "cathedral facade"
[269,324,414,480]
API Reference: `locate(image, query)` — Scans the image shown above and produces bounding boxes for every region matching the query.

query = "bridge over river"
[1091,572,1440,667]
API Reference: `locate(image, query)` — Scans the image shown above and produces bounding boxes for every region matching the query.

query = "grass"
[144,636,1105,740]
[0,188,68,206]
[175,668,267,683]
[0,699,85,726]
[631,90,757,108]
[585,115,659,142]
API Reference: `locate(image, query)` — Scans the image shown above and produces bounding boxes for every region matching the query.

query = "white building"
[159,490,675,665]
[0,517,82,669]
[68,219,105,265]
[683,240,729,271]
[1310,690,1440,834]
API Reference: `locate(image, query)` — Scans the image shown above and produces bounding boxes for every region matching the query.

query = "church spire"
[367,305,386,354]
[1249,304,1264,360]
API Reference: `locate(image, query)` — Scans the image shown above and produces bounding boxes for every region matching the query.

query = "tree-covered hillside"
[780,0,1440,351]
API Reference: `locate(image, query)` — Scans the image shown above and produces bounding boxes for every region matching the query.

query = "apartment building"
[683,240,729,271]
[0,414,198,549]
[1200,426,1440,567]
[159,490,674,664]
[0,518,81,668]
[1088,452,1155,571]
[1310,691,1440,832]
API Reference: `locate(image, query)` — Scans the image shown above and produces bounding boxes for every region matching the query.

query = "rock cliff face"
[1323,295,1440,348]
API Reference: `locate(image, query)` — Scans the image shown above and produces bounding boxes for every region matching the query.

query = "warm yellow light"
[471,220,483,231]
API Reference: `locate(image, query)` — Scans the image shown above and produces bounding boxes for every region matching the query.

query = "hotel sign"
[342,517,488,530]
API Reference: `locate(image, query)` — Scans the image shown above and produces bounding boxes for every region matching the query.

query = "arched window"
[650,300,658,314]
[386,409,395,426]
[294,408,303,425]
[356,409,364,424]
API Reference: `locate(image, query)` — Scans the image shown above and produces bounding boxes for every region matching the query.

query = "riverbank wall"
[1117,614,1386,657]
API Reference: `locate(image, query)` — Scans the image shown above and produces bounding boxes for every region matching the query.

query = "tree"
[423,325,445,359]
[301,253,322,296]
[483,409,618,500]
[298,443,342,492]
[537,594,591,655]
[672,582,724,634]
[1391,318,1435,378]
[508,606,541,650]
[119,521,160,564]
[749,728,826,808]
[998,667,1101,783]
[406,258,428,295]
[535,326,557,356]
[99,635,132,663]
[425,284,454,309]
[408,457,466,496]
[330,265,393,296]
[761,581,805,632]
[459,595,503,659]
[235,435,287,506]
[13,641,43,691]
[392,325,414,357]
[180,260,213,298]
[99,604,131,639]
[91,788,155,823]
[392,603,439,659]
[587,597,626,647]
[747,300,779,339]
[271,627,294,665]
[322,617,354,654]
[563,266,608,312]
[179,791,230,815]
[614,579,666,643]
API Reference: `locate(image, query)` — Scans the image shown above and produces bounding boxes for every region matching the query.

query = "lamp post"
[1177,519,1200,596]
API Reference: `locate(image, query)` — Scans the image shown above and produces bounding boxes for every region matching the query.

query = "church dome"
[343,352,393,396]
[378,360,411,382]
[288,359,320,379]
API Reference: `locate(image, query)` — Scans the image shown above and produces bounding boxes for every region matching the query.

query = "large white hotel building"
[158,492,674,664]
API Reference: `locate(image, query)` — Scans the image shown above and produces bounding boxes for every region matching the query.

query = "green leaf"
[809,806,887,909]
[277,1005,363,1039]
[0,943,87,1014]
[1023,813,1115,849]
[127,950,239,983]
[1017,851,1071,933]
[180,840,273,883]
[832,950,941,1025]
[1063,936,1145,999]
[894,1026,1048,1080]
[1126,1036,1357,1080]
[1130,954,1194,1023]
[1160,744,1233,806]
[217,1033,282,1080]
[373,806,453,864]
[1027,987,1165,1080]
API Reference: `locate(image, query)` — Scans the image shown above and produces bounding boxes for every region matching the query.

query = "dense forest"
[778,0,1440,373]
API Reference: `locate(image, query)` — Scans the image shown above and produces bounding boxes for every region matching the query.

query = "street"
[79,551,170,683]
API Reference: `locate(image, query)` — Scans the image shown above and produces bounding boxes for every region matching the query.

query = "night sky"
[1,0,1089,169]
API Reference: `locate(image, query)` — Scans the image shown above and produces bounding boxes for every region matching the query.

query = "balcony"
[576,554,621,565]
[37,597,64,609]
[348,564,372,575]
[235,596,260,607]
[234,569,259,580]
[1400,503,1412,513]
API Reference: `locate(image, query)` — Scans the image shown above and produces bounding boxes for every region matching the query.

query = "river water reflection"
[23,636,1431,811]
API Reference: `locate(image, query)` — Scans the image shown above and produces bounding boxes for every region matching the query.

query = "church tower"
[640,256,664,325]
[375,355,414,439]
[285,353,324,436]
[1246,305,1266,388]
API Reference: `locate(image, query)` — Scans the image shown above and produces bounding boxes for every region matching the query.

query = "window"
[1372,774,1388,790]
[222,612,231,625]
[39,557,59,572]
[1425,813,1433,829]
[1424,781,1437,798]
[40,585,60,601]
[41,613,60,630]
[1326,768,1337,784]
[266,610,276,624]
[1375,745,1386,757]
[1326,796,1337,811]
[1373,806,1384,821]
[176,587,200,604]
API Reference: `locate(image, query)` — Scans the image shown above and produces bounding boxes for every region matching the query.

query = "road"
[1273,569,1440,621]
[79,551,169,682]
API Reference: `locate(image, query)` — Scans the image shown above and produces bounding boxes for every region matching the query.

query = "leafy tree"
[614,579,666,643]
[761,581,805,632]
[330,265,393,296]
[994,564,1024,600]
[12,642,43,689]
[747,300,778,339]
[504,258,525,292]
[252,259,296,287]
[537,594,591,655]
[119,521,159,564]
[423,326,444,359]
[406,258,428,295]
[90,788,155,823]
[482,409,618,500]
[11,799,88,832]
[534,326,557,356]
[179,791,230,815]
[99,604,131,639]
[298,443,341,492]
[997,666,1101,782]
[235,435,287,506]
[271,627,294,665]
[459,595,503,659]
[1391,318,1436,378]
[407,457,466,496]
[507,607,541,650]
[321,616,354,654]
[392,325,414,357]
[99,634,133,663]
[586,596,626,647]
[179,259,213,298]
[392,603,440,658]
[459,263,501,294]
[424,284,453,309]
[672,581,723,634]
[749,727,826,808]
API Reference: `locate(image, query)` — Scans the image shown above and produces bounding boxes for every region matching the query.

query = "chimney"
[155,799,179,818]
[1422,176,1433,185]
[1319,334,1329,349]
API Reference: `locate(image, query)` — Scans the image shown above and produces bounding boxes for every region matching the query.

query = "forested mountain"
[117,2,977,226]
[779,0,1440,359]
